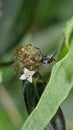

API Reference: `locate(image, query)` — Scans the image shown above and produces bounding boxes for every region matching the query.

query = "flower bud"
[13,44,42,74]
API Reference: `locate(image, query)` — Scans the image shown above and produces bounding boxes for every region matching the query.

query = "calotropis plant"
[13,44,66,130]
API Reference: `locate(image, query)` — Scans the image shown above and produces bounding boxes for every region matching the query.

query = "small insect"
[41,51,57,64]
[35,47,57,64]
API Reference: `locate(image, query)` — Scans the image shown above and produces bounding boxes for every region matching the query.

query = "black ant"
[35,47,57,64]
[41,51,57,64]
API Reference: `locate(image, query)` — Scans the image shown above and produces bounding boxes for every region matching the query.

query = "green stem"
[0,61,13,67]
[33,79,40,100]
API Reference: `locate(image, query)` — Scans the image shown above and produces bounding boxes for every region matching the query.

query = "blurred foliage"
[0,0,73,130]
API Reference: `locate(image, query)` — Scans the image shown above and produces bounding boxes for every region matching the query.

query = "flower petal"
[24,68,29,74]
[19,74,26,80]
[30,71,35,76]
[28,76,32,83]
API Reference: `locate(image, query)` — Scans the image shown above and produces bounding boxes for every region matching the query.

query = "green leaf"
[34,0,73,29]
[0,0,38,56]
[21,17,73,130]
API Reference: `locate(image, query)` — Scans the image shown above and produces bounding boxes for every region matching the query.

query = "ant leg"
[34,46,45,57]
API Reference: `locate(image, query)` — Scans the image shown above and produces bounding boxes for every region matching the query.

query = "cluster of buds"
[13,44,42,75]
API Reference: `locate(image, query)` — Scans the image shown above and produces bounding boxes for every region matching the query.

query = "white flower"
[0,71,3,83]
[19,68,35,83]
